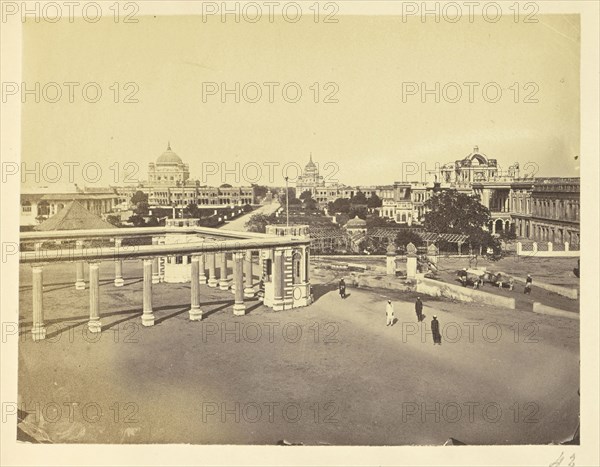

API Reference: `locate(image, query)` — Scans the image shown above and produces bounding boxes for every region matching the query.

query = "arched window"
[292,251,302,284]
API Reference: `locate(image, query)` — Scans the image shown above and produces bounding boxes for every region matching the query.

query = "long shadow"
[311,283,337,302]
[202,301,234,319]
[245,300,263,314]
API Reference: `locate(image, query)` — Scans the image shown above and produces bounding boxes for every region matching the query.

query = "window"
[22,201,32,213]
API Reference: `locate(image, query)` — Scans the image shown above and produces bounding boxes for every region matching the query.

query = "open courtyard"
[16,260,579,445]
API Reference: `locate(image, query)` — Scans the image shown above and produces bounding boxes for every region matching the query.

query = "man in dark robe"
[524,274,533,294]
[415,297,423,322]
[431,315,442,345]
[338,278,346,299]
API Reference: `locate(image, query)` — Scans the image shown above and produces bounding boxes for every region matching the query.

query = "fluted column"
[189,256,203,320]
[219,252,229,290]
[152,237,160,284]
[233,252,246,315]
[198,254,207,285]
[273,249,284,311]
[88,262,101,333]
[31,266,46,341]
[75,240,85,290]
[243,250,254,298]
[207,252,218,287]
[142,259,155,326]
[114,238,124,287]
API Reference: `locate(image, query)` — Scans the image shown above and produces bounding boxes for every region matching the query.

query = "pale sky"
[21,14,580,187]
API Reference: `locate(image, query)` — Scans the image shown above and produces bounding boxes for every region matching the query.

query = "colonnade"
[27,248,293,341]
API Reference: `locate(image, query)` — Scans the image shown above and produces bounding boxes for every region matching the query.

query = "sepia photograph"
[1,1,598,466]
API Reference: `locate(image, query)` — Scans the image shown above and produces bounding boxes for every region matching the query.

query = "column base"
[75,281,85,290]
[142,312,155,327]
[188,306,203,321]
[199,275,207,285]
[31,324,46,341]
[114,278,125,287]
[244,287,255,298]
[233,303,246,316]
[219,280,230,291]
[208,278,218,287]
[87,320,102,333]
[272,298,285,311]
[152,275,160,285]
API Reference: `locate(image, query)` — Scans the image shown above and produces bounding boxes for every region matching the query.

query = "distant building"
[115,143,255,209]
[21,185,118,228]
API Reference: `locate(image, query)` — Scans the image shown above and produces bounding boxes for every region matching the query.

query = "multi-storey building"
[300,147,579,246]
[117,144,255,208]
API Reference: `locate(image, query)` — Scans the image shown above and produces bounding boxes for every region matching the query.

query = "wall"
[532,302,579,320]
[416,278,516,309]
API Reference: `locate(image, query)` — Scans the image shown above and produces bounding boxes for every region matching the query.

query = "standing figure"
[431,315,442,345]
[415,296,423,322]
[508,277,514,291]
[386,300,395,327]
[524,274,533,294]
[338,278,346,299]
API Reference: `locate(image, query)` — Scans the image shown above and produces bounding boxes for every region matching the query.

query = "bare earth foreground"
[16,261,579,445]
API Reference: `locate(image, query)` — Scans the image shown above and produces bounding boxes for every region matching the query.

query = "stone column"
[273,249,284,311]
[207,252,218,287]
[142,259,155,326]
[198,254,207,285]
[491,221,496,235]
[219,252,229,290]
[152,237,160,284]
[75,240,85,290]
[189,256,203,321]
[243,250,254,298]
[88,262,101,333]
[233,252,246,315]
[406,242,417,279]
[114,238,124,287]
[31,266,46,341]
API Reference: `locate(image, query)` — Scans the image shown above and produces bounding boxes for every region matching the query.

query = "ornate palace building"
[298,147,579,247]
[115,143,255,208]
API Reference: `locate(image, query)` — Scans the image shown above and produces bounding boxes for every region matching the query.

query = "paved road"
[219,201,280,232]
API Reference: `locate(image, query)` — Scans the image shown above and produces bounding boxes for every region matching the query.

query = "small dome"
[157,143,183,165]
[346,215,367,228]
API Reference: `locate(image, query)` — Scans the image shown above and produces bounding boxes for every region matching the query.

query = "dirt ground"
[16,261,579,445]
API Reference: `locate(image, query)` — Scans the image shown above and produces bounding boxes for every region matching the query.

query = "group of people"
[386,296,442,345]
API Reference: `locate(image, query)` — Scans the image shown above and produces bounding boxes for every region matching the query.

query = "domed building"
[296,154,325,197]
[439,146,499,184]
[148,142,190,185]
[344,215,367,234]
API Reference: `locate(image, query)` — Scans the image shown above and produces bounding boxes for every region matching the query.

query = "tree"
[184,202,202,219]
[244,213,279,233]
[367,193,383,209]
[130,190,148,206]
[422,189,505,256]
[351,190,367,205]
[394,229,423,249]
[358,236,389,255]
[327,198,351,214]
[252,184,269,201]
[423,189,491,238]
[299,190,318,211]
[367,215,395,228]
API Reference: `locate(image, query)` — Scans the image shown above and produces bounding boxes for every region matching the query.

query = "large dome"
[157,143,183,165]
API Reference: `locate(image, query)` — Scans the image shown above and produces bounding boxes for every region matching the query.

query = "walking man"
[524,274,533,294]
[386,300,395,327]
[415,296,423,322]
[339,278,346,299]
[431,315,442,345]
